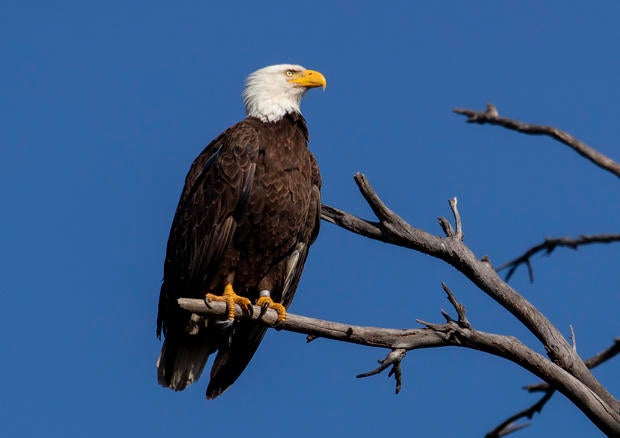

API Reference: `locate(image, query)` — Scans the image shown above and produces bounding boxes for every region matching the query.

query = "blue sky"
[2,1,618,437]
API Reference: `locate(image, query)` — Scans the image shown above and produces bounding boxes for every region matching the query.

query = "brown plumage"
[156,64,325,399]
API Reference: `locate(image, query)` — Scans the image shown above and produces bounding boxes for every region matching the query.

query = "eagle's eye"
[285,70,294,77]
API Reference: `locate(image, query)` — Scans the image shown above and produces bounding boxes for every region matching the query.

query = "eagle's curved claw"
[258,302,270,319]
[256,296,287,323]
[206,283,252,320]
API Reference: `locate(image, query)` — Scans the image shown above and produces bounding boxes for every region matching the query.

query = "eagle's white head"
[243,64,327,123]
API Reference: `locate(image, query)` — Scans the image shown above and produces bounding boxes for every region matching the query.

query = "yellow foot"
[206,284,252,320]
[256,295,287,322]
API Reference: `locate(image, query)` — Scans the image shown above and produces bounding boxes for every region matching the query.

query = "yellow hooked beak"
[288,69,327,90]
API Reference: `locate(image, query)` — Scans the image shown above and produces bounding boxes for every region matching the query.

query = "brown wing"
[281,152,322,306]
[156,121,259,390]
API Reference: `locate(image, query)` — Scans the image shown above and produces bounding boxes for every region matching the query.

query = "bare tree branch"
[321,175,620,416]
[570,325,577,353]
[444,105,620,435]
[356,348,406,394]
[177,296,620,436]
[453,104,620,178]
[486,390,554,438]
[449,197,463,240]
[488,338,620,436]
[440,282,469,327]
[496,234,620,282]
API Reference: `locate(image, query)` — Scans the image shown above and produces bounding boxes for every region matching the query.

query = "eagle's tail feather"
[157,334,212,391]
[206,321,268,399]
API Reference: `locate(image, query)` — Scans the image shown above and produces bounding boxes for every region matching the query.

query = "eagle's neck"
[243,84,306,123]
[245,100,303,123]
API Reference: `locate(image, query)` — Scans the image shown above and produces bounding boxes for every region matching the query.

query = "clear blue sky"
[2,2,618,437]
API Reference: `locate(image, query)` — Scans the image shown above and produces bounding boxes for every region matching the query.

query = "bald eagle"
[156,64,326,399]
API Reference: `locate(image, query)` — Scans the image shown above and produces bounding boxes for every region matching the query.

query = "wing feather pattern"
[157,122,259,390]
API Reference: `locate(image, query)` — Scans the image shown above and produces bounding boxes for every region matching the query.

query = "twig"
[453,105,620,178]
[486,390,554,438]
[448,197,463,241]
[321,204,385,241]
[496,234,620,282]
[416,284,472,350]
[356,349,406,394]
[437,216,454,237]
[440,282,469,327]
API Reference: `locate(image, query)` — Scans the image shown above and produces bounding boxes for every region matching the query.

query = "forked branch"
[356,348,406,394]
[497,234,620,282]
[321,174,619,418]
[453,104,620,178]
[486,390,554,438]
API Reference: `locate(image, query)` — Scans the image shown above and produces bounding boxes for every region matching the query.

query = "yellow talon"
[206,284,252,320]
[256,296,287,322]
